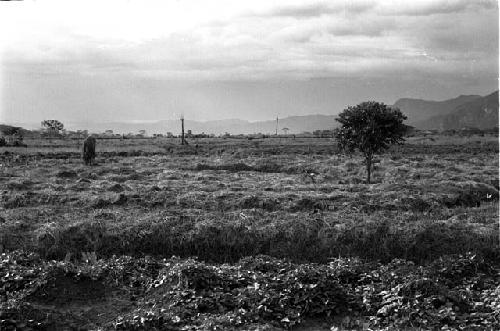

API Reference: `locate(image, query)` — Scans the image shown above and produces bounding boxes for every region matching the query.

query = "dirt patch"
[195,162,254,172]
[239,195,280,211]
[400,196,433,212]
[290,197,330,212]
[29,271,107,305]
[111,193,127,205]
[56,169,78,178]
[80,172,99,180]
[127,172,143,181]
[36,220,107,258]
[5,180,34,190]
[2,192,62,209]
[108,175,128,183]
[195,161,289,173]
[92,197,111,209]
[108,183,125,192]
[442,184,498,208]
[25,270,133,330]
[254,161,284,173]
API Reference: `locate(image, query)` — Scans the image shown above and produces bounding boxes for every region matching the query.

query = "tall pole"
[181,115,185,145]
[275,116,278,136]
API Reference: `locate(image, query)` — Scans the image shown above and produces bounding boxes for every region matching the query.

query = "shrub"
[36,221,107,259]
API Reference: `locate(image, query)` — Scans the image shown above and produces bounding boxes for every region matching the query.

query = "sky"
[0,0,498,125]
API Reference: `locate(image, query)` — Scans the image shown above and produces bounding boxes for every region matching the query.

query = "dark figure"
[82,136,96,165]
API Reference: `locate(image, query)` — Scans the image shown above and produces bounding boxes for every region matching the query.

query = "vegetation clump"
[1,251,498,330]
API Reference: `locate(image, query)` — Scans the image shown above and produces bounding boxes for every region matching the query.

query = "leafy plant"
[1,251,499,330]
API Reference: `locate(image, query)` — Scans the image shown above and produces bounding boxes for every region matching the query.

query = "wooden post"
[181,116,185,145]
[180,115,188,145]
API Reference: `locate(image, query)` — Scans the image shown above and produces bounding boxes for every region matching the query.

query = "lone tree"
[334,101,407,184]
[41,120,64,136]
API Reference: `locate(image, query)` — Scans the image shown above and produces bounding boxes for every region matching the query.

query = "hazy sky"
[1,0,498,124]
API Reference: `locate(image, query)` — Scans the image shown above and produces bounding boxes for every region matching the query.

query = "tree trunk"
[366,155,372,184]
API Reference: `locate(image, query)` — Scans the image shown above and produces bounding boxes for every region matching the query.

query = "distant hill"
[414,91,499,130]
[60,114,340,135]
[6,91,498,134]
[393,94,481,126]
[0,124,32,136]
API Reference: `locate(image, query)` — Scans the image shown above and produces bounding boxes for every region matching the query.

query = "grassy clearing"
[1,137,498,263]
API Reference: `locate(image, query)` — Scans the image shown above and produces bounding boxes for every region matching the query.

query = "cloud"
[416,12,498,54]
[266,2,334,18]
[1,0,497,125]
[0,0,497,82]
[246,1,375,19]
[326,16,395,37]
[376,0,496,16]
[244,0,496,20]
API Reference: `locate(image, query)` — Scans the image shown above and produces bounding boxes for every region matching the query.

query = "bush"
[36,221,107,259]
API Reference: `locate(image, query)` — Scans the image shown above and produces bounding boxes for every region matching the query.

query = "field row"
[1,142,498,264]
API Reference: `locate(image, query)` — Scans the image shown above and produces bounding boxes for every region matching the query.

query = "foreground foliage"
[1,251,499,330]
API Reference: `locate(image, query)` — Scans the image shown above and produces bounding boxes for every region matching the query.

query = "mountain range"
[54,114,340,135]
[4,91,498,135]
[409,91,499,130]
[393,94,483,125]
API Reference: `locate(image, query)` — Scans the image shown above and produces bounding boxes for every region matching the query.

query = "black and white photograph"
[0,0,499,330]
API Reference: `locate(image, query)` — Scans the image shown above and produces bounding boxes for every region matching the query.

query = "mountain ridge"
[78,114,340,135]
[392,94,482,125]
[4,91,498,134]
[414,91,499,130]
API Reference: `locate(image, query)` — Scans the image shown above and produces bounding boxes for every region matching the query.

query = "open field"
[1,135,499,330]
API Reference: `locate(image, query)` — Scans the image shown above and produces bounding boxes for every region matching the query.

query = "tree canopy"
[334,101,407,183]
[41,120,64,133]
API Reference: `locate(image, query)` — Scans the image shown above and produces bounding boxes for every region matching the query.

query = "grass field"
[0,135,499,330]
